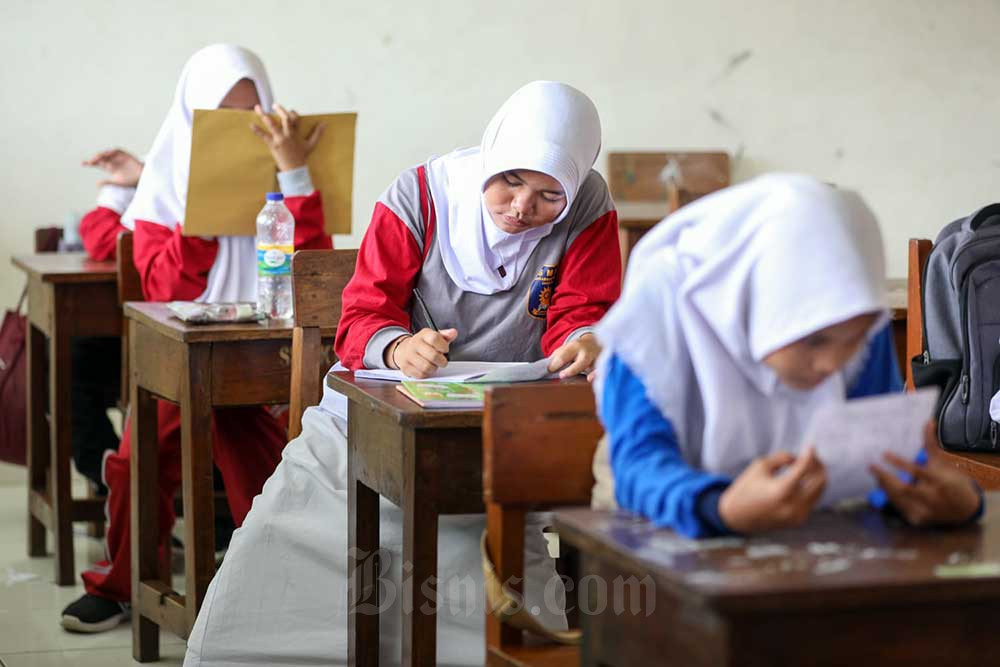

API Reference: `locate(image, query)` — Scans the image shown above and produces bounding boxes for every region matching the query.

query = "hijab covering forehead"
[122,44,274,231]
[426,81,602,295]
[595,173,888,478]
[121,44,274,304]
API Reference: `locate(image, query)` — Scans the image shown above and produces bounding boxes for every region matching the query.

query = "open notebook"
[354,358,557,384]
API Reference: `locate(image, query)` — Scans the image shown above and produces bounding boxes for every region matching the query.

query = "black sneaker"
[60,594,129,633]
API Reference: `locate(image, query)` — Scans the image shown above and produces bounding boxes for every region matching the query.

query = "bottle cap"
[266,192,284,202]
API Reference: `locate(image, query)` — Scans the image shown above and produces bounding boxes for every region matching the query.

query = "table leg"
[49,305,74,586]
[26,322,48,557]
[401,449,439,667]
[131,381,160,662]
[349,436,381,667]
[180,344,215,632]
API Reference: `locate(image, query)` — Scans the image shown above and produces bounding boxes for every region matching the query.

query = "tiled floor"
[0,462,186,666]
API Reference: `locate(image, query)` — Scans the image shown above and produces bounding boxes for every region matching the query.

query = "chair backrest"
[483,383,603,507]
[116,231,143,410]
[34,227,63,253]
[482,383,603,662]
[906,238,933,389]
[288,249,358,439]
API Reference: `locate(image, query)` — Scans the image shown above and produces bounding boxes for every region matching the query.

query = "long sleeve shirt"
[601,325,905,537]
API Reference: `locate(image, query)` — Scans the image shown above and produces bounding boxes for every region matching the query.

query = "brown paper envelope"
[185,109,356,236]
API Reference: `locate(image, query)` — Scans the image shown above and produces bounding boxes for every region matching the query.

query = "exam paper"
[803,387,940,506]
[353,358,556,383]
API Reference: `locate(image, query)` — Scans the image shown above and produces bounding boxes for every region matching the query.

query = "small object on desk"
[804,386,939,505]
[167,301,263,324]
[396,381,485,409]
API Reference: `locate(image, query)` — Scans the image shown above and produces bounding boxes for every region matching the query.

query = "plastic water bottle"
[256,192,295,319]
[58,211,83,252]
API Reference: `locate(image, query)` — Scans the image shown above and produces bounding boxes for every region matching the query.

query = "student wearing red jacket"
[185,81,621,667]
[61,44,333,633]
[68,149,143,496]
[77,149,143,261]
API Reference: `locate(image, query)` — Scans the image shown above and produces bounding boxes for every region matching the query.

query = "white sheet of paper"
[803,387,940,506]
[353,359,556,383]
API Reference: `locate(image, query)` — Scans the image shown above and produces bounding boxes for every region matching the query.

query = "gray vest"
[361,166,614,367]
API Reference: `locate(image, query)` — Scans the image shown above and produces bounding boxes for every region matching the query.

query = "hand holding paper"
[870,422,981,526]
[250,103,325,172]
[186,108,356,237]
[803,388,940,506]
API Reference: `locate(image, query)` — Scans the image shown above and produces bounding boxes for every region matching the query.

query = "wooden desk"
[557,497,1000,667]
[126,302,334,661]
[328,371,485,667]
[12,252,119,585]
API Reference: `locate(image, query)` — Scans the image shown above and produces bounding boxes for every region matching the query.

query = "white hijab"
[595,173,888,478]
[122,44,274,303]
[425,81,602,295]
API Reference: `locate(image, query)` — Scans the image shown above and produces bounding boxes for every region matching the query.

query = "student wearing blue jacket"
[594,174,982,537]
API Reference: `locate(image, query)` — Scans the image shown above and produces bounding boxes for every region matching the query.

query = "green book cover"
[397,381,485,408]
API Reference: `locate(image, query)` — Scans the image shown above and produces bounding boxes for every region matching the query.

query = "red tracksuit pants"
[81,400,286,601]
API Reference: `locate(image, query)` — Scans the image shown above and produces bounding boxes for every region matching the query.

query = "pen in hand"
[412,288,450,361]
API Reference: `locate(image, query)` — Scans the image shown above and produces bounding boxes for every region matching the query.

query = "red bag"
[0,289,28,466]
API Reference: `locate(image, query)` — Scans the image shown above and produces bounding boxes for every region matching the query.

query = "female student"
[61,43,332,633]
[184,81,621,666]
[593,173,981,538]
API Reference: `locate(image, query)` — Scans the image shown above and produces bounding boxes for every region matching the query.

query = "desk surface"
[327,371,588,429]
[12,252,116,283]
[124,301,336,344]
[556,494,1000,614]
[327,370,485,428]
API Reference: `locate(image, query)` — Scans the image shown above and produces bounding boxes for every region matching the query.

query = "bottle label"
[257,244,293,276]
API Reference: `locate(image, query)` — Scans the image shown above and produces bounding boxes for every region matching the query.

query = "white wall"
[2,0,998,307]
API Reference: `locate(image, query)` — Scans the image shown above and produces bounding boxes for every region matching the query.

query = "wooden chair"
[288,248,358,439]
[482,383,604,667]
[34,227,63,253]
[116,231,143,411]
[907,238,1000,489]
[608,151,730,272]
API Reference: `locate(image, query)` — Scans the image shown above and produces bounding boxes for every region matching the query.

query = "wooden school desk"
[12,252,120,585]
[556,494,1000,667]
[126,302,335,661]
[330,371,585,667]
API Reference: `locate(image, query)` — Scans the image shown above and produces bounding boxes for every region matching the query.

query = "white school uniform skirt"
[184,379,566,666]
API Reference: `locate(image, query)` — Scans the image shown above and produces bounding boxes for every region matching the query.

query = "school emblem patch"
[527,264,557,319]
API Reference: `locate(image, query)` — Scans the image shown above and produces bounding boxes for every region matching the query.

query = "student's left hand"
[548,333,601,381]
[250,104,325,172]
[870,421,982,527]
[82,148,144,187]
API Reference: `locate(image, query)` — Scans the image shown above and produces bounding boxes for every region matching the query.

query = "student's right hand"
[718,447,827,534]
[82,149,144,187]
[250,103,325,172]
[385,328,458,378]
